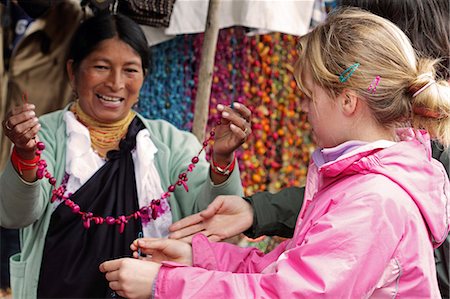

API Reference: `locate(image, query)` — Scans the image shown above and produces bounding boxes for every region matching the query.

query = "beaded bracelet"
[11,146,40,175]
[211,152,236,176]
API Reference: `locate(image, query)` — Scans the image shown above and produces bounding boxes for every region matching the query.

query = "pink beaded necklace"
[34,122,220,233]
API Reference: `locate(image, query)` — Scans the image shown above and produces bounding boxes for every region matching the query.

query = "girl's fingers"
[105,269,120,282]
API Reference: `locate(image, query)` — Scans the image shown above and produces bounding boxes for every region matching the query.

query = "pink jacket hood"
[314,129,449,247]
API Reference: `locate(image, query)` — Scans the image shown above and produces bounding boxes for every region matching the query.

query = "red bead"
[191,157,199,164]
[36,169,44,179]
[36,142,45,150]
[168,185,176,192]
[105,216,115,225]
[71,205,80,213]
[49,178,56,185]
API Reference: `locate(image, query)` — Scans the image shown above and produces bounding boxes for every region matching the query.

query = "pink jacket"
[155,130,449,298]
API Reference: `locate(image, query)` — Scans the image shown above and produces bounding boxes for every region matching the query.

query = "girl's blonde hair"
[294,7,450,147]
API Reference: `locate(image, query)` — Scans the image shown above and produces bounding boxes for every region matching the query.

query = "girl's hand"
[131,238,193,266]
[2,103,40,158]
[100,258,158,299]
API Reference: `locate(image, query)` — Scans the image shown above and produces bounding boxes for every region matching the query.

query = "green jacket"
[0,107,243,298]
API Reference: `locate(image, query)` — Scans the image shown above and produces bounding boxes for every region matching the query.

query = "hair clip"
[412,72,436,97]
[367,76,381,94]
[339,63,360,83]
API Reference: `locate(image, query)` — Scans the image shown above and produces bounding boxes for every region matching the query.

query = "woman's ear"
[66,59,75,87]
[340,91,358,116]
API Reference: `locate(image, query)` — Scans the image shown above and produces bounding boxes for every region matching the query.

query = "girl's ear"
[340,90,358,116]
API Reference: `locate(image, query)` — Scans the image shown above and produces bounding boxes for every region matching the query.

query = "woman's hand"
[2,103,40,158]
[213,103,252,162]
[131,238,193,266]
[99,258,158,299]
[169,195,254,243]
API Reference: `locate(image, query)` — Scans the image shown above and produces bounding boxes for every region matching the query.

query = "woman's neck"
[70,102,135,158]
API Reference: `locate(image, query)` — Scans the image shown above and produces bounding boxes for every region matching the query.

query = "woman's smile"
[67,37,144,123]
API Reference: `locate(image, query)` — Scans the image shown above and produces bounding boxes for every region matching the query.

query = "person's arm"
[431,140,450,176]
[156,191,404,298]
[431,140,450,298]
[0,103,45,227]
[169,187,304,242]
[243,186,304,238]
[435,234,450,299]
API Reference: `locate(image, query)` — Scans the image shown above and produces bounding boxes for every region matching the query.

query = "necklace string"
[34,120,219,233]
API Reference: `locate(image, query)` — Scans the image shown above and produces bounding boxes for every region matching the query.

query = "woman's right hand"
[131,238,193,266]
[2,103,40,158]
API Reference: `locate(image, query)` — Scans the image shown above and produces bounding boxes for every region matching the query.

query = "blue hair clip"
[339,63,360,83]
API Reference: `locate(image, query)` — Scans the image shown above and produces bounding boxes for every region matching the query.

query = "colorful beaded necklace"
[34,121,220,233]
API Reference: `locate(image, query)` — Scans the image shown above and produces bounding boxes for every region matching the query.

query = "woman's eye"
[94,65,108,70]
[125,68,139,73]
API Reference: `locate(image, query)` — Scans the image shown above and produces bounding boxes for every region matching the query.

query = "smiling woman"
[0,12,252,298]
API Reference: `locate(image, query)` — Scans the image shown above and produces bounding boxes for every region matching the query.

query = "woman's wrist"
[11,146,40,176]
[210,152,236,177]
[212,152,234,166]
[14,146,38,160]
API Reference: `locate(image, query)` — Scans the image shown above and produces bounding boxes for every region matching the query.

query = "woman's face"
[67,37,144,123]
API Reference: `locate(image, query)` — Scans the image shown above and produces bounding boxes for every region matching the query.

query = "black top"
[38,118,144,298]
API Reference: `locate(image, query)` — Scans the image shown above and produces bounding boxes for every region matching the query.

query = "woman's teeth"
[98,94,123,102]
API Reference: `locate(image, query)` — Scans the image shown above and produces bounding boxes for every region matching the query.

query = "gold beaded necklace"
[70,102,135,155]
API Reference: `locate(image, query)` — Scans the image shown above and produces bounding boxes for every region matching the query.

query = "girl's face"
[67,37,144,123]
[300,67,346,148]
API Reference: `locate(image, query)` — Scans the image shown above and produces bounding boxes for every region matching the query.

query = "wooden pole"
[192,0,221,142]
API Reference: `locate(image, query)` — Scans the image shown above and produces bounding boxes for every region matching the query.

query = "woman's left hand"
[213,102,252,161]
[99,258,159,299]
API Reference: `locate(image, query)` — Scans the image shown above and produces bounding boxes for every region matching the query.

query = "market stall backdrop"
[136,28,317,251]
[138,28,315,196]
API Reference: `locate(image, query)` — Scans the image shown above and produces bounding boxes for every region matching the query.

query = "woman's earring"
[132,98,139,110]
[72,89,79,100]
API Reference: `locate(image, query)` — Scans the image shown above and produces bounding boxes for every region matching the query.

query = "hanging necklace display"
[33,121,219,233]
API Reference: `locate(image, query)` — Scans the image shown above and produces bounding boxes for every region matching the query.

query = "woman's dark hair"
[338,0,450,80]
[68,12,150,73]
